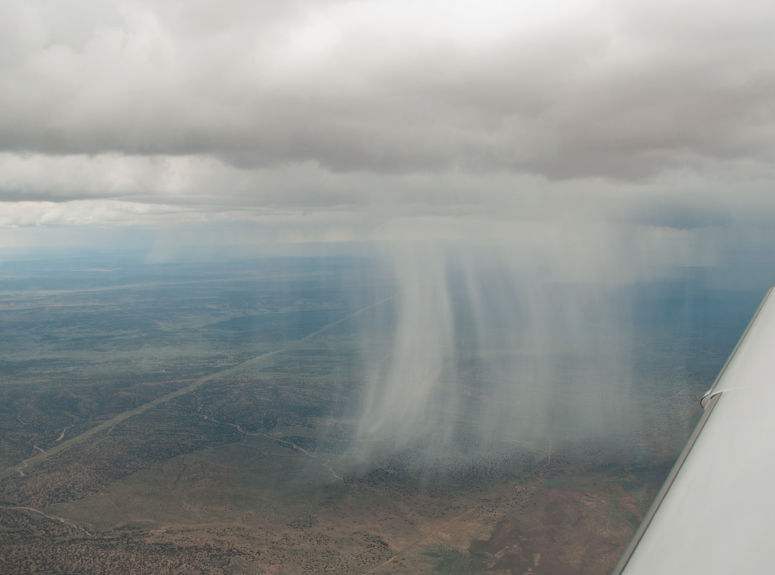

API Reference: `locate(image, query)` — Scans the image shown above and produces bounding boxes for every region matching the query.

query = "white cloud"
[0,0,772,269]
[0,199,193,227]
[0,0,772,176]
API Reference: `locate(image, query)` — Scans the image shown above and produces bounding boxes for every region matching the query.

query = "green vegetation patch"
[423,545,488,575]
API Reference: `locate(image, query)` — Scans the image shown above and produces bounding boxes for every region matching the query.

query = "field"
[0,255,757,574]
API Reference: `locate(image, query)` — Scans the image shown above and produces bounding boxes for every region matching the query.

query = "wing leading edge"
[613,286,775,575]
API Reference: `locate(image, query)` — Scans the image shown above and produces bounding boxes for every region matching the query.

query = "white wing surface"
[613,287,775,575]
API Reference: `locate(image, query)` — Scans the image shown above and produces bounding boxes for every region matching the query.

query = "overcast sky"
[1,0,774,271]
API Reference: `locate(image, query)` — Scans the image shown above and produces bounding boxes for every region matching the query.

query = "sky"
[1,0,775,282]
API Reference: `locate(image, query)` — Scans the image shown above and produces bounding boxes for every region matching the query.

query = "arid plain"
[0,256,754,574]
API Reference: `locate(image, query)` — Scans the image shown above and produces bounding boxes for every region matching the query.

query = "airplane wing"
[612,286,775,575]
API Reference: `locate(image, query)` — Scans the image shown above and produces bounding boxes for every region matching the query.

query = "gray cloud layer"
[2,0,774,180]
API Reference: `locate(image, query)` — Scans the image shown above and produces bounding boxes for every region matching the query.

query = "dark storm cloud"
[1,0,773,185]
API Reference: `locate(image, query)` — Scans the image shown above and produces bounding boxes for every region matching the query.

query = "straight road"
[0,296,393,481]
